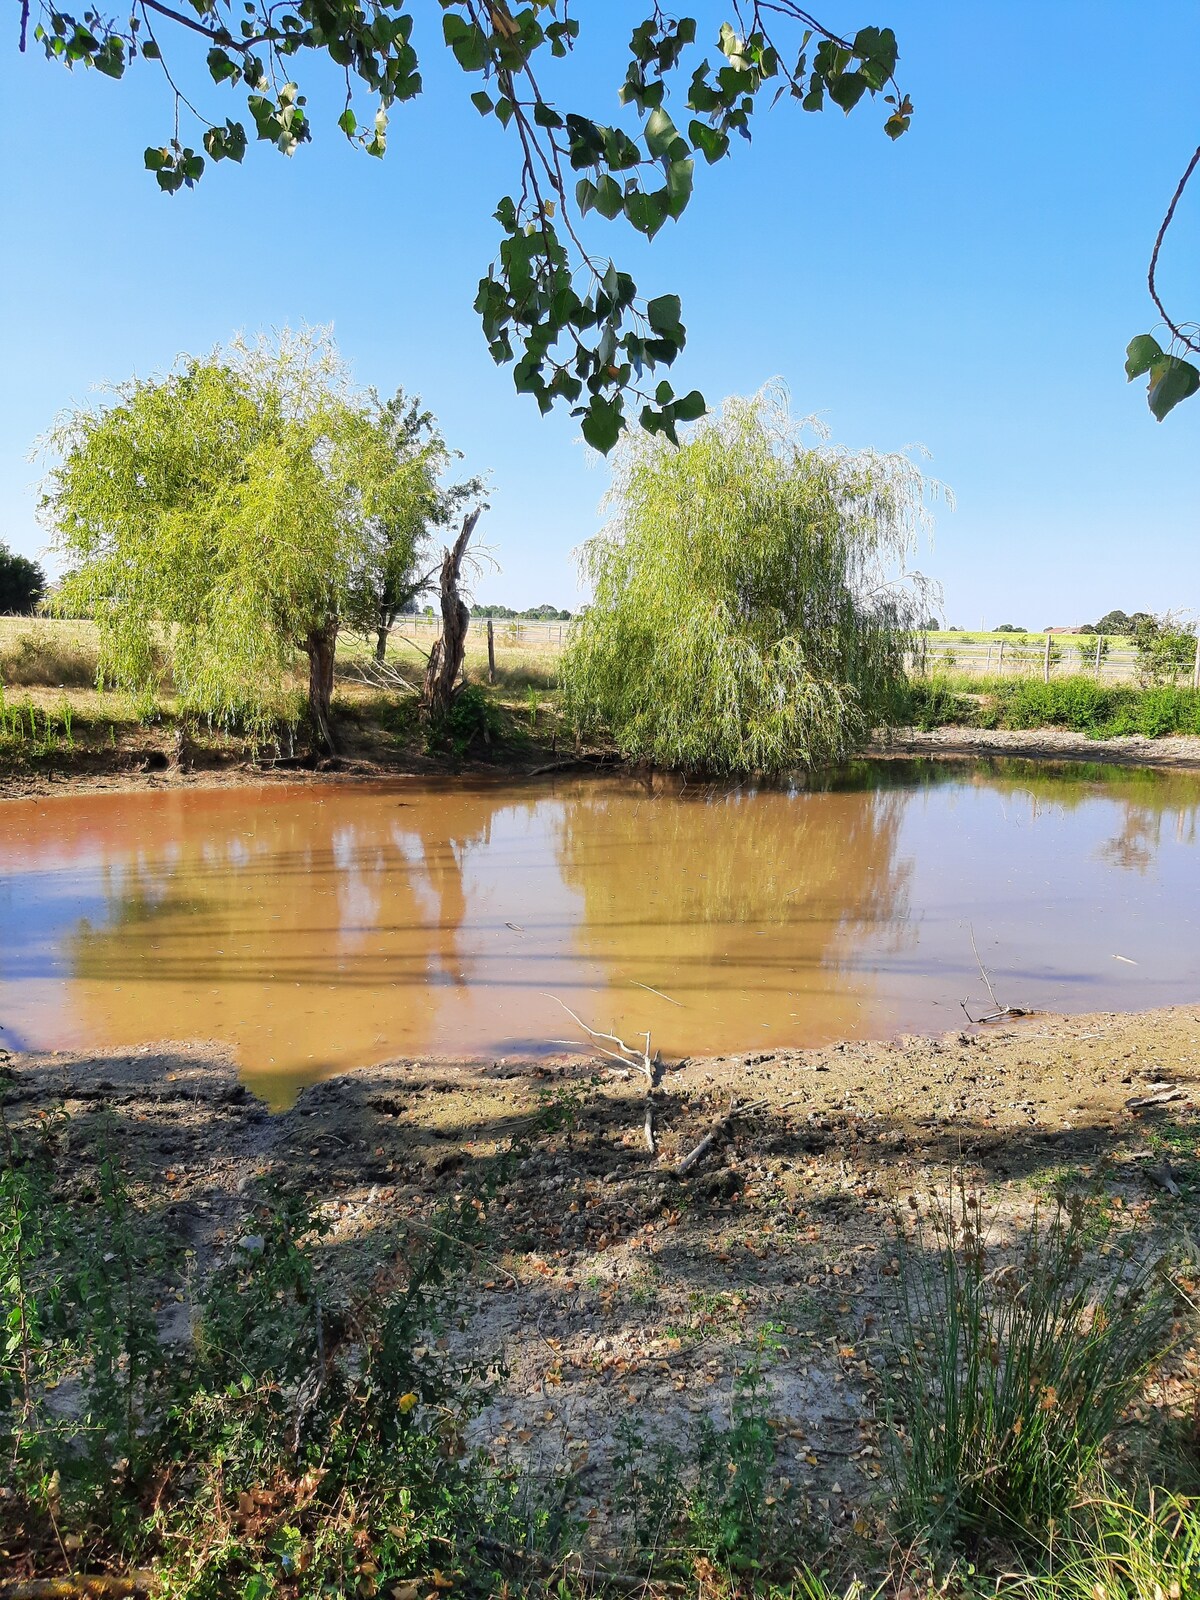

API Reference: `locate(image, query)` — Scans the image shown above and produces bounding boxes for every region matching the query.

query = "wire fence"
[914,637,1200,687]
[401,617,1200,688]
[405,614,574,648]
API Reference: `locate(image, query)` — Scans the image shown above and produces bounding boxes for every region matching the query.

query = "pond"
[1,759,1198,1104]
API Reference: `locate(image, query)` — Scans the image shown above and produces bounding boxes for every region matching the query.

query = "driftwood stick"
[969,924,1004,1012]
[541,996,653,1082]
[544,996,663,1152]
[960,925,1029,1024]
[671,1094,805,1177]
[644,1089,657,1155]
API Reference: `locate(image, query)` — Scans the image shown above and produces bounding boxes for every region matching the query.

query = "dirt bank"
[5,1006,1198,1549]
[877,725,1200,768]
[5,721,1200,802]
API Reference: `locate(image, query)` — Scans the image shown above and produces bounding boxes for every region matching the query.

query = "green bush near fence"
[901,675,1200,738]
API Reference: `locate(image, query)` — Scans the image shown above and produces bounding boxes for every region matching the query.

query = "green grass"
[900,674,1200,738]
[1007,1483,1200,1600]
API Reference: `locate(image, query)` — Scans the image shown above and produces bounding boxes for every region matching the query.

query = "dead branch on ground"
[672,1093,806,1177]
[960,925,1029,1024]
[544,994,664,1152]
[0,1578,153,1599]
[341,653,422,695]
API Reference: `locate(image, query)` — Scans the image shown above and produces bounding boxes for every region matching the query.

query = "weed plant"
[612,1347,792,1580]
[423,681,503,759]
[884,1185,1176,1553]
[0,1104,570,1596]
[0,683,77,755]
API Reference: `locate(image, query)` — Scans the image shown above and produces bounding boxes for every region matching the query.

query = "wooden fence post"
[1193,634,1200,692]
[997,639,1005,672]
[1095,637,1103,676]
[1043,633,1052,684]
[487,617,496,684]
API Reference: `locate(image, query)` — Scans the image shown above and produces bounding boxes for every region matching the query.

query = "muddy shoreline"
[5,1004,1197,1551]
[3,724,1200,802]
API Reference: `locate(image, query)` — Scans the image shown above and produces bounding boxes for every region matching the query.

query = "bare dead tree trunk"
[305,618,339,755]
[422,508,482,720]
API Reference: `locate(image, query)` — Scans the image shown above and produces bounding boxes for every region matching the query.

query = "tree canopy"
[22,3,910,449]
[39,328,473,749]
[0,542,46,614]
[561,385,940,775]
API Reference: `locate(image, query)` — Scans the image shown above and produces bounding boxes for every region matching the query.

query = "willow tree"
[40,330,453,751]
[562,388,940,775]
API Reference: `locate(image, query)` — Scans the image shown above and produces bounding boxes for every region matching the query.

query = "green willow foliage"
[562,388,941,774]
[39,330,450,742]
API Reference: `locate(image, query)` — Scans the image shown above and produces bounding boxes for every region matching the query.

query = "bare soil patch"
[6,1005,1198,1552]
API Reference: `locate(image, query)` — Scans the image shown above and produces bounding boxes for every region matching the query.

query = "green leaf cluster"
[30,4,910,448]
[1125,333,1200,420]
[561,384,941,775]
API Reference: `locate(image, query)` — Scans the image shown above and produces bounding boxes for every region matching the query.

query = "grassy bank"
[0,616,571,785]
[900,673,1200,739]
[3,618,1200,792]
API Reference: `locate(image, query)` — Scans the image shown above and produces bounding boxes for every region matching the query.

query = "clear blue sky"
[2,1,1197,624]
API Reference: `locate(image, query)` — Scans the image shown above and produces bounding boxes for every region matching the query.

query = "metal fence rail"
[397,615,1200,689]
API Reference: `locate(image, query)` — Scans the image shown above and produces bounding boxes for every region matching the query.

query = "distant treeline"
[469,603,575,621]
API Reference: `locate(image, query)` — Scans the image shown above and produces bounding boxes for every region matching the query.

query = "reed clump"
[884,1184,1177,1553]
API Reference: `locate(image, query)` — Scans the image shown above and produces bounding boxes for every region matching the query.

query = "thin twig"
[1148,142,1200,355]
[632,980,683,1007]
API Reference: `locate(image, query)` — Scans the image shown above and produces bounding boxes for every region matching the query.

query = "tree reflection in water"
[0,761,1196,1102]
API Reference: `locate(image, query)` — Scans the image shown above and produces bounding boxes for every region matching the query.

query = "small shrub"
[885,1184,1175,1552]
[1133,614,1198,687]
[894,675,969,731]
[425,681,502,758]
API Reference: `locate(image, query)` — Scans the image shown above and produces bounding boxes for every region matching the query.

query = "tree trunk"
[305,619,339,755]
[422,508,482,720]
[375,620,389,664]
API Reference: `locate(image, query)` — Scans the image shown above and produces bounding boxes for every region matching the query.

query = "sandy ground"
[5,1005,1198,1552]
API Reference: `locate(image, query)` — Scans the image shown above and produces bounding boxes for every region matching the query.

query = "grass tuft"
[884,1183,1176,1553]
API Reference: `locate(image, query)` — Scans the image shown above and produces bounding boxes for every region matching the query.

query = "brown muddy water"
[1,759,1198,1104]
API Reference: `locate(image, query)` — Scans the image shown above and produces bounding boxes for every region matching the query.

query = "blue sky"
[2,1,1197,623]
